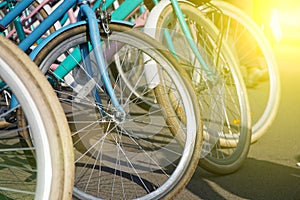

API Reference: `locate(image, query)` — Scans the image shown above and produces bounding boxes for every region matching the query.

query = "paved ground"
[175,41,300,199]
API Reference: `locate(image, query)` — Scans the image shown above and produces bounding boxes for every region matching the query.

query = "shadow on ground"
[185,158,300,200]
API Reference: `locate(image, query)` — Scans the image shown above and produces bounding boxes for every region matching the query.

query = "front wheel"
[33,23,203,199]
[199,0,280,143]
[144,0,251,174]
[0,36,74,199]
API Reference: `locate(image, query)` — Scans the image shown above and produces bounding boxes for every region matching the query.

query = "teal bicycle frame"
[105,0,213,73]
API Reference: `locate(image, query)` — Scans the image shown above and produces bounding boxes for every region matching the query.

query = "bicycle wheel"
[34,23,202,199]
[144,0,251,174]
[198,0,280,143]
[0,36,74,199]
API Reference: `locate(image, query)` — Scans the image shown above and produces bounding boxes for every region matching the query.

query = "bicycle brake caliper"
[96,0,111,34]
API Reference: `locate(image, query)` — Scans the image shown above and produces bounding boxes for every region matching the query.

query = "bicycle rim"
[34,23,202,199]
[201,0,280,143]
[0,36,74,199]
[147,0,251,174]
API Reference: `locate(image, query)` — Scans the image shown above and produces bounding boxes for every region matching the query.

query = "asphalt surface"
[175,41,300,200]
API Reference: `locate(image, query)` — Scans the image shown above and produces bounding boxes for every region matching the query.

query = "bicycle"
[50,0,252,175]
[0,0,203,199]
[143,0,281,144]
[52,0,279,146]
[196,0,280,143]
[0,0,142,43]
[105,0,251,175]
[0,35,74,199]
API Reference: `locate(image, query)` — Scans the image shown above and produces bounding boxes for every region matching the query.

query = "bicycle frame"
[110,0,215,78]
[169,0,211,72]
[0,0,217,113]
[0,0,125,115]
[107,0,213,75]
[0,0,26,40]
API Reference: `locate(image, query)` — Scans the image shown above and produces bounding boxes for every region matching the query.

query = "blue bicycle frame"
[0,0,125,115]
[0,0,214,115]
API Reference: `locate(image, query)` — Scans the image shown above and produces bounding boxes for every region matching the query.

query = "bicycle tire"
[144,0,251,174]
[0,36,74,199]
[199,0,280,143]
[33,23,203,199]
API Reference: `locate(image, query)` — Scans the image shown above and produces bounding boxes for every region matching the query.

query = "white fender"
[143,0,184,88]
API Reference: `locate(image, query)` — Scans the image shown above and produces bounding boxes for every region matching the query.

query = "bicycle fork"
[78,0,126,120]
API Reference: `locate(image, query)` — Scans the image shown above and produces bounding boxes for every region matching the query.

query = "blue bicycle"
[0,0,203,199]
